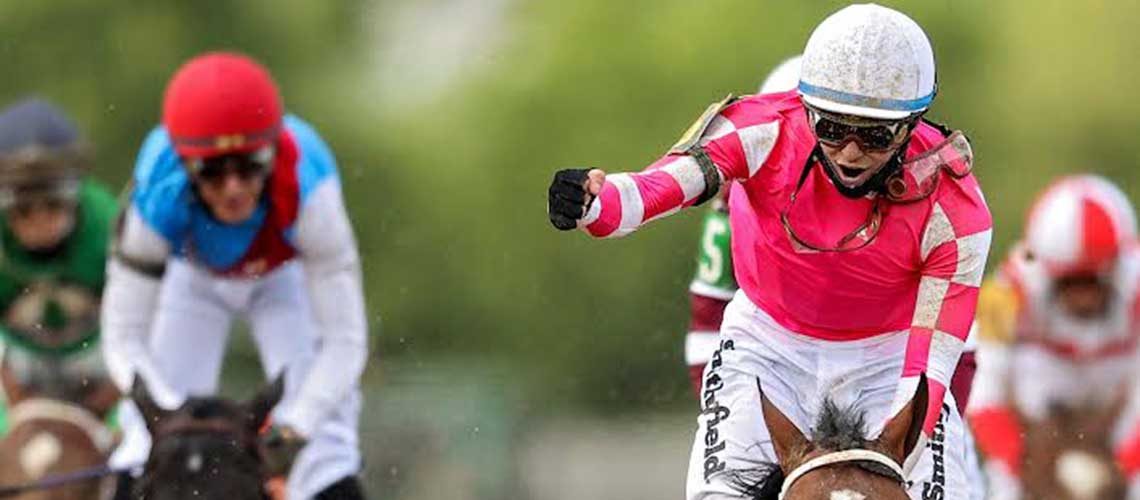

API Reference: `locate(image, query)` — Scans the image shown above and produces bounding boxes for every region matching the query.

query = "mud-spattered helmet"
[798,4,936,120]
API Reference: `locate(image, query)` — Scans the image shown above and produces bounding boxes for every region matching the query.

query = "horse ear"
[131,375,171,432]
[878,373,929,464]
[757,378,809,469]
[246,373,285,430]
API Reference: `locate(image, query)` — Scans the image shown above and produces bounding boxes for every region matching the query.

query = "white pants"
[686,292,976,499]
[110,260,361,499]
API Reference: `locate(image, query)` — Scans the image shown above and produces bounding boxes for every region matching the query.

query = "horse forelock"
[812,399,871,453]
[184,397,241,420]
[138,427,264,500]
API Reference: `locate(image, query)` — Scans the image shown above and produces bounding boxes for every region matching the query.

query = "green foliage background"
[1,0,1138,432]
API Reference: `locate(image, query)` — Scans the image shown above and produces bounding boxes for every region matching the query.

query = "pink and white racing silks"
[581,91,993,434]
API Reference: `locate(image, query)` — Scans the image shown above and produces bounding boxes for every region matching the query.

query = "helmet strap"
[814,115,923,199]
[816,145,904,199]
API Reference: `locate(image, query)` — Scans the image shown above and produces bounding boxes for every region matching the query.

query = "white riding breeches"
[686,291,977,500]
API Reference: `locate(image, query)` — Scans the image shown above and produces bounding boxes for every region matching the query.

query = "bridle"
[150,415,256,448]
[7,397,115,454]
[778,449,905,499]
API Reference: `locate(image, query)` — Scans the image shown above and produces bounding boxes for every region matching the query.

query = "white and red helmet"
[1025,175,1137,277]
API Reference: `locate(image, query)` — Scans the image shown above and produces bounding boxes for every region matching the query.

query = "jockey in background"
[968,175,1140,497]
[101,52,368,500]
[0,98,119,431]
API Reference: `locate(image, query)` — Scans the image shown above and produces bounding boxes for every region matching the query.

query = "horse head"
[0,362,119,500]
[731,374,929,500]
[131,375,283,500]
[1019,391,1128,500]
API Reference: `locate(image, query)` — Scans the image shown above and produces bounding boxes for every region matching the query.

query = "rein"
[0,464,119,498]
[778,449,905,499]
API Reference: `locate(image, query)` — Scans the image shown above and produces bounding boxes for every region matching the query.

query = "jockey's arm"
[101,206,181,404]
[1114,290,1140,484]
[891,187,992,442]
[275,180,368,438]
[965,275,1024,478]
[570,97,778,238]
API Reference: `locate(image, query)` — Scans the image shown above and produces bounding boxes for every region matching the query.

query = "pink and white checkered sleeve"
[581,103,780,238]
[895,179,993,434]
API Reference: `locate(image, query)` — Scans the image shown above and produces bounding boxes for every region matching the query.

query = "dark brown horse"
[1019,398,1127,500]
[729,374,929,500]
[129,376,283,500]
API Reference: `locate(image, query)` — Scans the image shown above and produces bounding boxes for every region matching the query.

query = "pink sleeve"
[897,178,993,434]
[582,102,780,238]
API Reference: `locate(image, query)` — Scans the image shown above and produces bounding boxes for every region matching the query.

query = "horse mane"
[728,398,877,500]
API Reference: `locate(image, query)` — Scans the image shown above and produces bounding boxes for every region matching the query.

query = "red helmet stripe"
[1080,196,1119,266]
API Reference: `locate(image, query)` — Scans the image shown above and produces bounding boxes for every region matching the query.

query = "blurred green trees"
[3,0,1139,415]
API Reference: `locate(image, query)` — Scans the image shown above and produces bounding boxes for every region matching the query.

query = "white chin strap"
[778,449,904,499]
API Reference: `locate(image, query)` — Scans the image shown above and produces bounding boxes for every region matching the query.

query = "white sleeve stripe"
[608,173,645,233]
[920,203,955,261]
[912,276,950,329]
[951,229,993,287]
[685,332,722,365]
[581,195,602,226]
[736,121,780,177]
[660,156,707,202]
[928,330,966,385]
[698,115,738,145]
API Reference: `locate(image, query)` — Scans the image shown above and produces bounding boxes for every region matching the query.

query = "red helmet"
[162,52,283,158]
[1025,175,1137,277]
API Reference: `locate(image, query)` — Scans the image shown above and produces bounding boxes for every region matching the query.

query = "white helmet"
[1025,175,1138,277]
[758,55,802,94]
[798,4,936,120]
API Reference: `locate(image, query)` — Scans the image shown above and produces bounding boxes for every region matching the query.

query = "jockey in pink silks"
[546,4,992,499]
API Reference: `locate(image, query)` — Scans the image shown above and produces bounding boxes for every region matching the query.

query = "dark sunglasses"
[807,107,913,152]
[184,146,274,187]
[0,181,80,215]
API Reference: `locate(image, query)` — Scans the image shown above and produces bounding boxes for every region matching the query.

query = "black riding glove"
[547,168,594,230]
